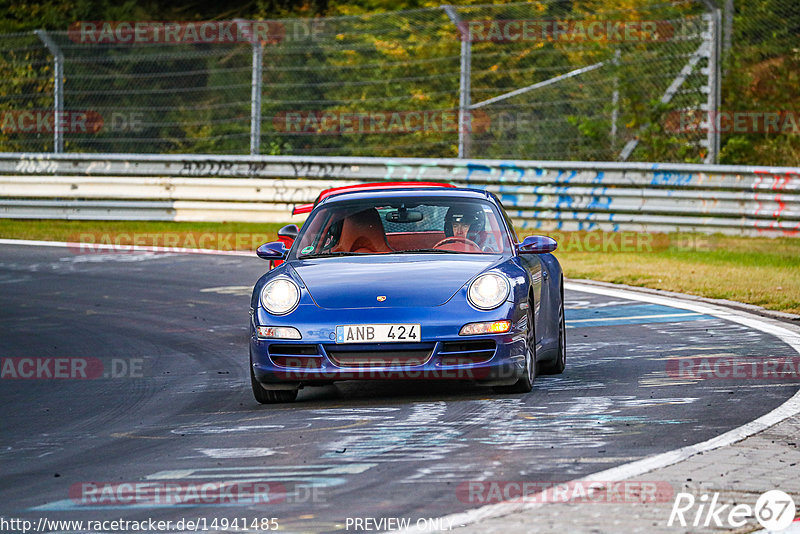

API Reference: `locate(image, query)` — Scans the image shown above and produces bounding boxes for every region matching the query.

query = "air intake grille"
[268,344,322,368]
[327,349,432,368]
[268,344,319,356]
[438,340,496,365]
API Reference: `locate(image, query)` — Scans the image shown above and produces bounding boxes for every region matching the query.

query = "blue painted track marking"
[566,303,713,328]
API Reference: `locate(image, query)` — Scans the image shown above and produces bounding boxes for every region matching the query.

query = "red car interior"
[332,208,393,254]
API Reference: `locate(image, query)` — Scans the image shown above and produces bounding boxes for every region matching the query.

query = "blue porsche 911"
[249,182,566,403]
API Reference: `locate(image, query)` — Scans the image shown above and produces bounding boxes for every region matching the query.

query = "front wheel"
[250,361,298,404]
[494,307,536,394]
[539,282,566,375]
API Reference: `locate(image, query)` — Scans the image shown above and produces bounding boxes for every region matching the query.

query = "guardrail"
[1,153,799,235]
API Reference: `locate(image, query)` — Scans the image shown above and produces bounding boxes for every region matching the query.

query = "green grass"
[2,219,799,315]
[532,231,800,315]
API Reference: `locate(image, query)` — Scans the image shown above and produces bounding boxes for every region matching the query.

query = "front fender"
[535,252,563,362]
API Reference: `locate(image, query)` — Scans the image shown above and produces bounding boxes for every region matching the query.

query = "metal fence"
[2,153,798,236]
[715,0,800,165]
[0,1,721,163]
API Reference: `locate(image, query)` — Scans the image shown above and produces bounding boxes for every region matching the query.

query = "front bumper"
[250,301,528,386]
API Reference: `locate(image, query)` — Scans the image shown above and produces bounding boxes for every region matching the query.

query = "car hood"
[288,255,501,309]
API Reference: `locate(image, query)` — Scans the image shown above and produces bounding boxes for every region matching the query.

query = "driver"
[444,204,485,243]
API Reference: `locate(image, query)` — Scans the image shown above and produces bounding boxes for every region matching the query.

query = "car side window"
[319,218,342,252]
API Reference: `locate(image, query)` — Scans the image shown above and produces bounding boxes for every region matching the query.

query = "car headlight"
[260,278,300,315]
[468,273,510,310]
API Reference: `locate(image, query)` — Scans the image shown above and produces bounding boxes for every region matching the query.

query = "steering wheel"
[433,236,482,252]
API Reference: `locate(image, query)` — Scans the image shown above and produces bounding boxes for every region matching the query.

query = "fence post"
[610,49,621,151]
[34,30,64,154]
[707,6,722,164]
[250,40,264,156]
[723,0,733,56]
[443,6,471,159]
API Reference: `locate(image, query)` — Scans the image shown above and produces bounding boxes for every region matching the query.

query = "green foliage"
[716,0,800,165]
[0,0,797,164]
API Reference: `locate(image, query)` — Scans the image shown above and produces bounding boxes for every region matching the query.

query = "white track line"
[0,238,253,256]
[5,238,800,531]
[752,518,800,534]
[395,281,800,533]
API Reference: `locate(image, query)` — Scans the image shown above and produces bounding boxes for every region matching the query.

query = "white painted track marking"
[4,239,799,531]
[393,281,800,533]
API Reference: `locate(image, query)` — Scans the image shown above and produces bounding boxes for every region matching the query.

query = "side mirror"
[277,224,299,240]
[256,241,288,260]
[518,235,557,254]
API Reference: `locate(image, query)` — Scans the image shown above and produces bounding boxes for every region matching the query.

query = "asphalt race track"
[1,244,798,533]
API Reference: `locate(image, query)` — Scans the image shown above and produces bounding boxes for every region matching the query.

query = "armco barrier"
[1,153,798,235]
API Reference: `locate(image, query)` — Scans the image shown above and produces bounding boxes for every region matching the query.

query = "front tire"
[250,360,298,404]
[494,306,536,394]
[539,281,566,375]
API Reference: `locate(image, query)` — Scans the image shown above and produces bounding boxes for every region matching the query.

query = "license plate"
[335,324,421,344]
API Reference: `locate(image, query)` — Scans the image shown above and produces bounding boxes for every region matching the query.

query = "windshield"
[291,196,511,258]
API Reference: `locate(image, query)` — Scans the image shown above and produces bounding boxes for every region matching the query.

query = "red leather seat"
[332,208,393,253]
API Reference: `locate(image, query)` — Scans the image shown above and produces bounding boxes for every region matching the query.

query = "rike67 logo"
[668,490,796,531]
